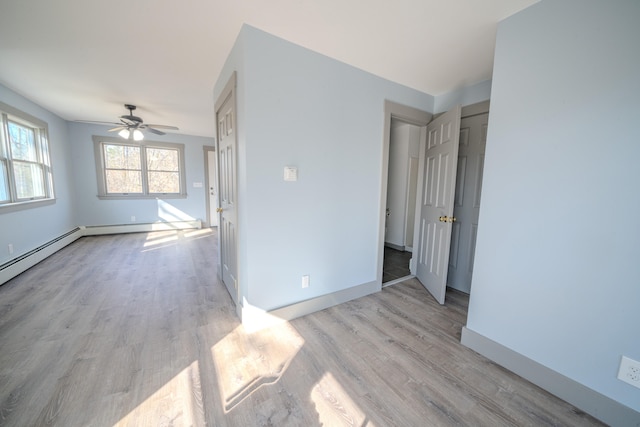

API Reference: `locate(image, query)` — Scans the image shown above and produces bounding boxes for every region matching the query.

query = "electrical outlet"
[301,275,310,288]
[617,356,640,389]
[131,216,136,222]
[8,243,13,255]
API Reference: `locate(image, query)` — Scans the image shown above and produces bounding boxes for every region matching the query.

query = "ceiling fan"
[76,104,179,140]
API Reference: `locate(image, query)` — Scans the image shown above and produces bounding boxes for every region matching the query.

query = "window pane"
[104,144,141,170]
[41,134,51,167]
[0,160,9,202]
[148,171,180,193]
[146,147,179,172]
[105,170,142,193]
[13,161,45,199]
[8,121,37,161]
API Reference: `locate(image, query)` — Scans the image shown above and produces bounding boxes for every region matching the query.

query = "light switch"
[193,182,203,188]
[284,166,298,182]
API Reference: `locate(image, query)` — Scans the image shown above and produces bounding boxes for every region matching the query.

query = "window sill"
[0,198,56,214]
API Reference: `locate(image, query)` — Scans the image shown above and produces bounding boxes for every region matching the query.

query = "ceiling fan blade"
[74,120,122,126]
[120,118,140,127]
[108,126,126,132]
[146,127,166,136]
[145,124,179,130]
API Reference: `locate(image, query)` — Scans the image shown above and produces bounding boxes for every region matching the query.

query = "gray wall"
[214,25,435,312]
[467,0,640,412]
[0,84,75,265]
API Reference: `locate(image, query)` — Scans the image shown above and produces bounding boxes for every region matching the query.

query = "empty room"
[0,0,638,425]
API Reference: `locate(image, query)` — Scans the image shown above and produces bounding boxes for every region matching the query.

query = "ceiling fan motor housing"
[121,104,143,124]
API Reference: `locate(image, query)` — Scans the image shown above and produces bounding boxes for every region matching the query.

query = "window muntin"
[93,136,186,199]
[0,102,54,209]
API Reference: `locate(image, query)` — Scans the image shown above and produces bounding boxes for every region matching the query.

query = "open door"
[216,74,239,305]
[414,105,461,304]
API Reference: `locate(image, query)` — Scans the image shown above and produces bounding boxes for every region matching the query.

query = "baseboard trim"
[0,227,84,286]
[241,280,380,332]
[382,275,414,288]
[384,242,405,251]
[82,220,201,236]
[461,327,640,427]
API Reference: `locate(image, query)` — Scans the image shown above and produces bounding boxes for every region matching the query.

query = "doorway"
[378,101,432,287]
[379,101,490,298]
[383,118,421,284]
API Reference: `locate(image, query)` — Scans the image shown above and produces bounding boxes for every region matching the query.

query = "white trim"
[461,326,640,426]
[82,220,201,236]
[240,280,379,332]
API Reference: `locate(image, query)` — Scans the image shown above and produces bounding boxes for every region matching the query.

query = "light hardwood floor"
[0,229,604,426]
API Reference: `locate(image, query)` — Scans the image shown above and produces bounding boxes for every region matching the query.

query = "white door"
[448,113,488,293]
[207,150,219,227]
[217,89,238,304]
[415,105,461,304]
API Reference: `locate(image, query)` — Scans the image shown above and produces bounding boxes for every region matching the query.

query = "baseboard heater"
[0,220,202,286]
[82,220,201,236]
[0,227,84,286]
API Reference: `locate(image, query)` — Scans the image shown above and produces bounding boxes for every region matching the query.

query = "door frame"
[378,101,491,290]
[203,145,217,228]
[378,101,432,288]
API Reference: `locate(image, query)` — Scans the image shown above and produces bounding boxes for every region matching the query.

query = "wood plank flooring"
[0,229,604,426]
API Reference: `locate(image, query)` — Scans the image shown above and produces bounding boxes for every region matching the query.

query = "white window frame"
[93,135,187,199]
[0,101,55,213]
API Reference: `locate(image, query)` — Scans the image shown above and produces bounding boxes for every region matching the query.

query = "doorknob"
[216,207,223,213]
[447,217,457,223]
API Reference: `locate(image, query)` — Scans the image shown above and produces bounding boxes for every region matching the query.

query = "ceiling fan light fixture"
[118,128,130,139]
[133,129,144,141]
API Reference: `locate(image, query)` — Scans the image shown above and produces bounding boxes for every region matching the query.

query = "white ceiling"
[0,0,536,138]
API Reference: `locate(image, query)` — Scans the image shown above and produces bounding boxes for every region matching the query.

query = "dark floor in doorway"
[383,246,412,283]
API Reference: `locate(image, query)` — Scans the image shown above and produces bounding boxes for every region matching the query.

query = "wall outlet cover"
[618,356,640,389]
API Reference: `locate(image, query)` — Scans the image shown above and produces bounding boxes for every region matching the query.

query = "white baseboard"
[384,242,405,251]
[0,221,202,286]
[461,326,640,427]
[82,220,201,236]
[0,227,84,286]
[241,280,380,332]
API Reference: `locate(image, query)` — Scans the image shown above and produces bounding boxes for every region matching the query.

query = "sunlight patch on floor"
[114,361,203,427]
[143,234,179,247]
[312,372,373,427]
[211,322,304,413]
[141,228,214,250]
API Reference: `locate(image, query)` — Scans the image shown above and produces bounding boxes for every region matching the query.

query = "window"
[0,101,54,211]
[93,136,186,199]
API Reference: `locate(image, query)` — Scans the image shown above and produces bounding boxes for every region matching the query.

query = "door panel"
[447,113,488,293]
[415,105,461,304]
[207,150,219,227]
[217,91,238,304]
